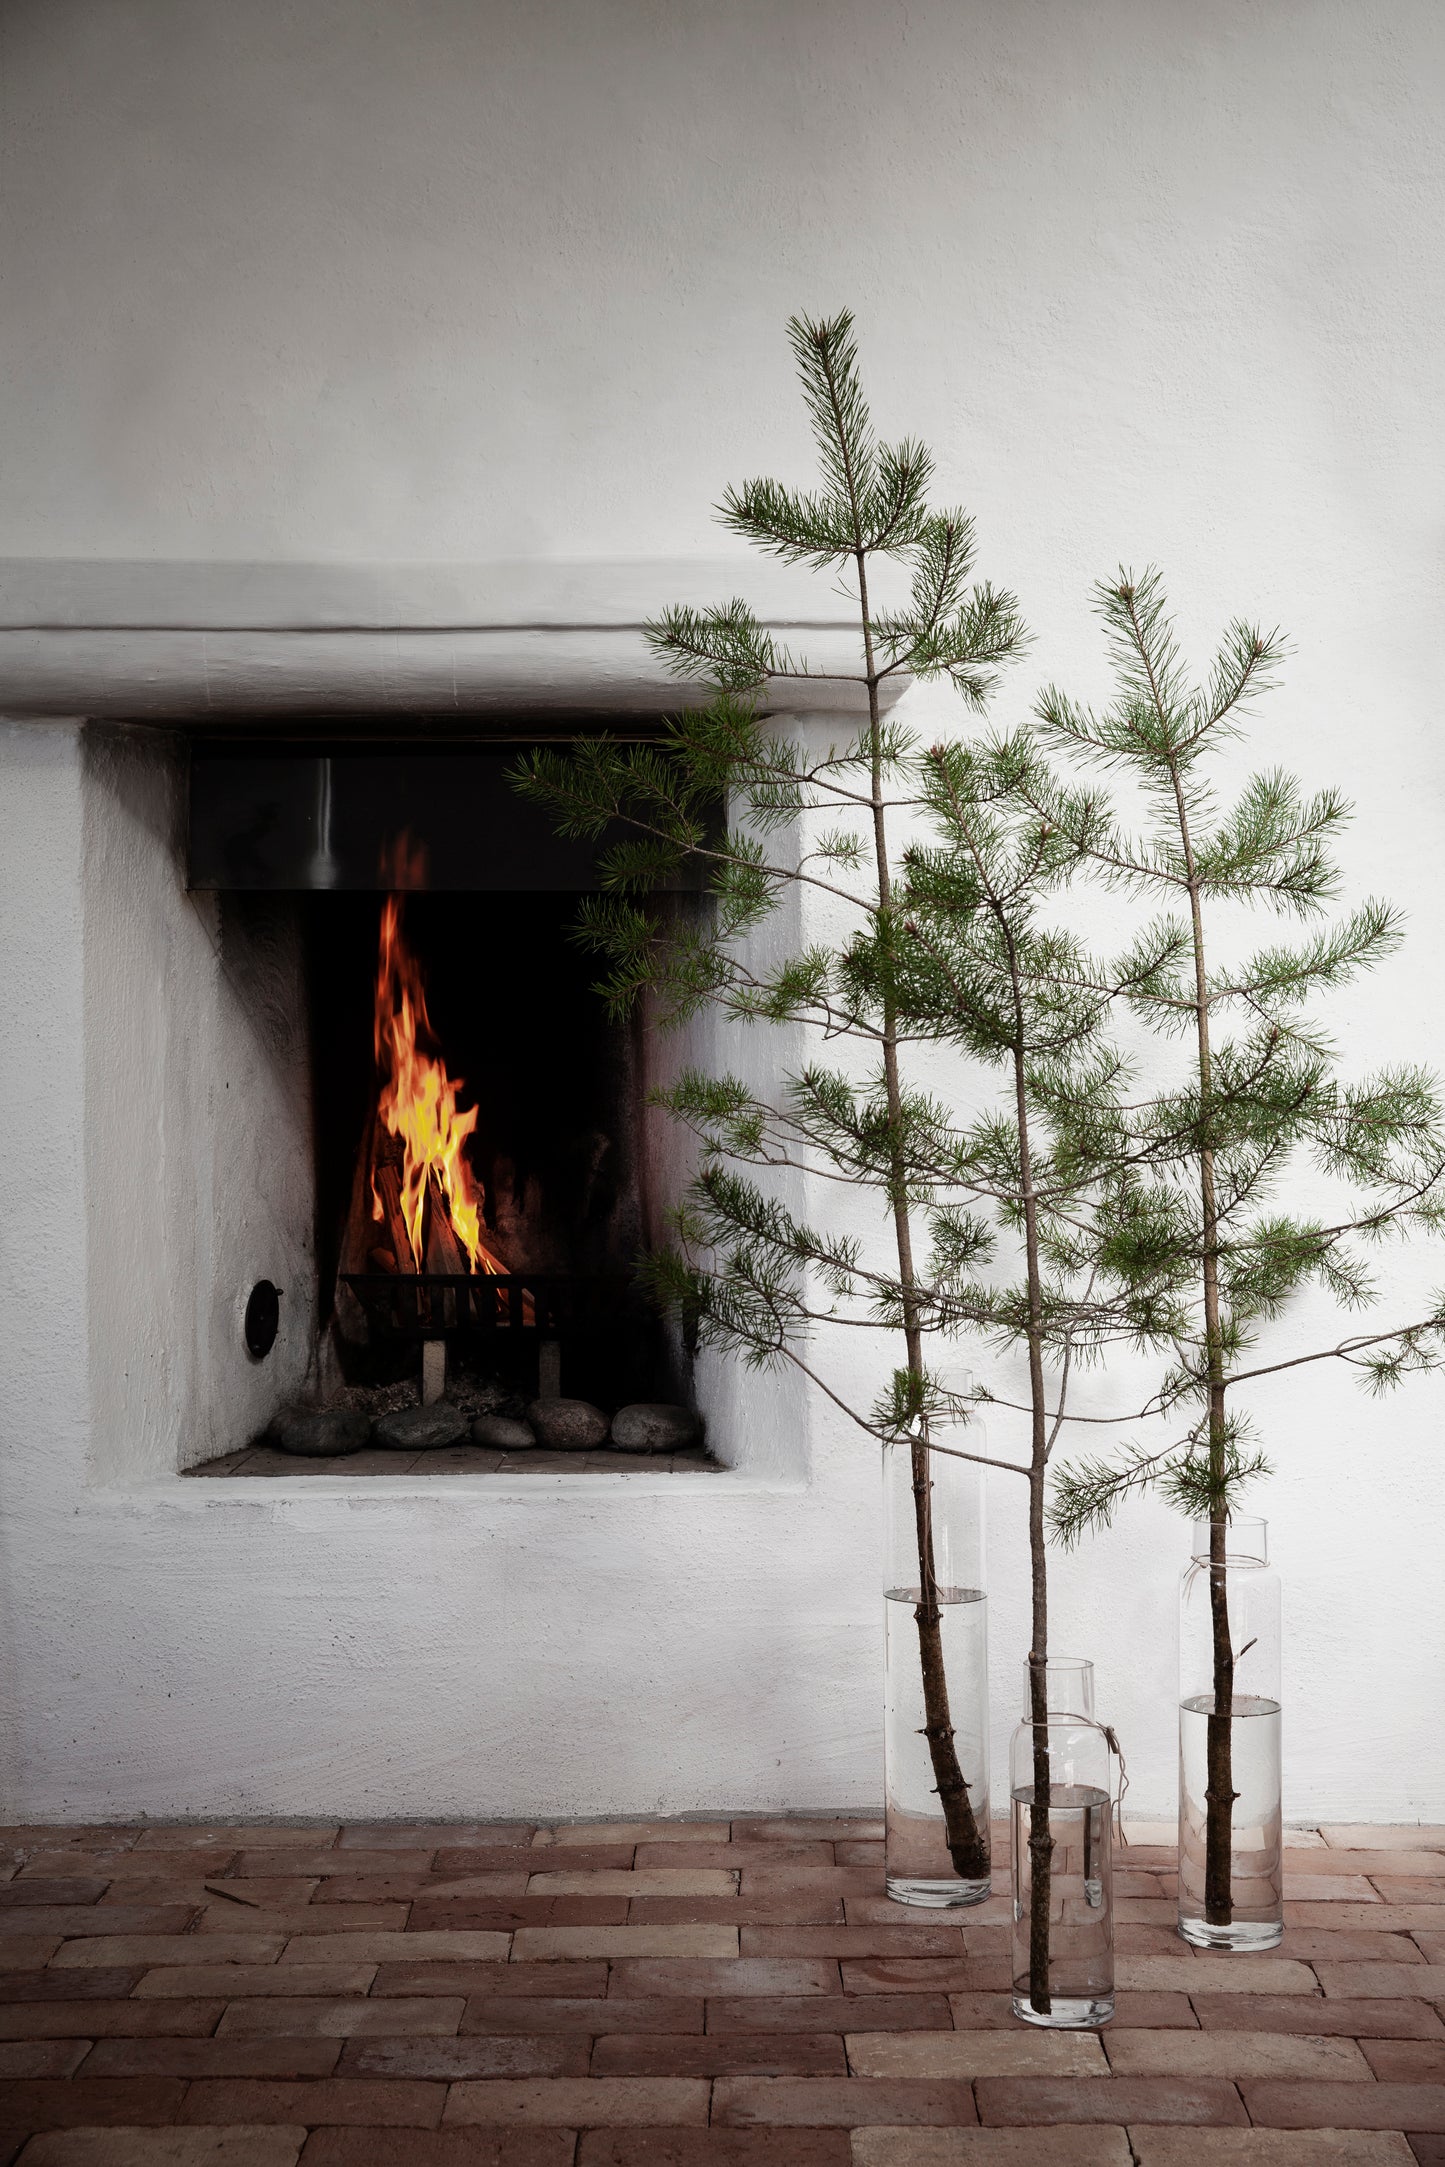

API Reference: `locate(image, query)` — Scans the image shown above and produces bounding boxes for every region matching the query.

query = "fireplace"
[184,733,705,1473]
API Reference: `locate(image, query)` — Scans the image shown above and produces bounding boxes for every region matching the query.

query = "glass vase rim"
[1188,1514,1268,1565]
[1021,1654,1096,1718]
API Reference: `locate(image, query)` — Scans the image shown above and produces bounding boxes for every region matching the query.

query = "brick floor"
[0,1820,1440,2163]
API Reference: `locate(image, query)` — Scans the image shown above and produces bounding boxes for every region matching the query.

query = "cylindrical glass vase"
[1178,1514,1282,1950]
[1010,1657,1115,2028]
[883,1433,990,1906]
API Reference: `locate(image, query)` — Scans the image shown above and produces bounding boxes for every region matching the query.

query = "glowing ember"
[371,855,505,1278]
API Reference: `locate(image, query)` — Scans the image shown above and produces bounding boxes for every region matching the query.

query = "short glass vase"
[883,1433,991,1907]
[1178,1514,1283,1950]
[1010,1656,1115,2028]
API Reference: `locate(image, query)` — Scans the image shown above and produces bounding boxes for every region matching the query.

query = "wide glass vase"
[1178,1514,1283,1949]
[883,1433,990,1906]
[1010,1657,1115,2028]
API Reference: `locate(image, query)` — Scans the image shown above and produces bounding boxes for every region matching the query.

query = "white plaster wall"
[0,0,1440,1817]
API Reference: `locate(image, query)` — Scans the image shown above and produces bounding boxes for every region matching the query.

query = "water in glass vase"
[1010,1781,1114,2027]
[884,1585,990,1906]
[1178,1692,1283,1948]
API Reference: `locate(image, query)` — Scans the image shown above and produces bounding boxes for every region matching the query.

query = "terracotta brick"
[2,1910,199,1943]
[81,2038,343,2078]
[308,1878,434,1905]
[117,1881,319,1913]
[577,2135,851,2166]
[443,2076,708,2125]
[1408,2140,1445,2167]
[707,1997,951,2034]
[196,1909,412,1939]
[372,1963,606,2000]
[1322,1827,1445,1852]
[738,1927,966,1960]
[590,2034,847,2077]
[0,1944,60,1971]
[1412,1935,1445,1964]
[1130,2138,1415,2166]
[1243,2078,1445,2129]
[1315,1962,1445,1999]
[1106,2029,1371,2077]
[851,2136,1133,2167]
[437,1849,634,1876]
[848,2031,1105,2077]
[133,1829,337,1852]
[832,1845,884,1868]
[461,1998,703,2037]
[526,1872,736,1898]
[840,1958,1003,1995]
[1364,2039,1445,2080]
[133,1968,376,2001]
[510,1929,737,1963]
[607,1959,833,1998]
[7,1861,147,1885]
[338,2036,589,2079]
[52,1938,284,1970]
[1287,1903,1444,1931]
[533,1823,731,1848]
[0,1833,138,1854]
[1278,1929,1425,1963]
[0,1887,108,1911]
[234,1853,436,1881]
[1372,1881,1445,1906]
[0,1977,143,2005]
[976,2074,1248,2125]
[1298,1851,1445,1880]
[15,2133,310,2166]
[178,2078,446,2127]
[1118,1955,1320,1995]
[634,1846,836,1872]
[1193,1992,1445,2037]
[301,2132,573,2166]
[713,2074,977,2126]
[843,1896,1001,1928]
[730,1821,882,1845]
[0,2044,88,2078]
[278,1933,509,1966]
[337,1826,536,1852]
[410,1899,628,1934]
[1279,1875,1383,1902]
[0,2076,187,2129]
[630,1898,847,1928]
[219,1998,465,2039]
[737,1871,880,1897]
[0,2004,224,2041]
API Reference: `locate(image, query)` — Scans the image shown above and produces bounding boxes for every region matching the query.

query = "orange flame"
[371,847,504,1277]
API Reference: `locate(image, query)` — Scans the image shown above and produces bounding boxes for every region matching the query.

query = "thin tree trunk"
[1163,746,1236,1928]
[855,543,986,1882]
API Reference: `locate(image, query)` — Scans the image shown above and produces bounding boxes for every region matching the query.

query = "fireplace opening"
[182,735,712,1476]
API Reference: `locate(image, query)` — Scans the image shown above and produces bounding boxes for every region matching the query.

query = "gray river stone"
[373,1401,471,1451]
[610,1402,703,1453]
[472,1413,538,1450]
[525,1398,610,1451]
[271,1405,372,1457]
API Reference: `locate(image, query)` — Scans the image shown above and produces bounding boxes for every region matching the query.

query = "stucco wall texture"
[0,0,1441,1819]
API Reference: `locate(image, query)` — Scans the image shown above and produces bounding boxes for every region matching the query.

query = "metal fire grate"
[341,1271,602,1340]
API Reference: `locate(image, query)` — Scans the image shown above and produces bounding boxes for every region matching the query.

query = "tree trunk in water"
[1204,1508,1237,1923]
[1027,1475,1053,2015]
[910,1437,988,1879]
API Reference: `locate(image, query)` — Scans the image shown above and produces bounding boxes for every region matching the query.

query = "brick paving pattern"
[0,1816,1436,2161]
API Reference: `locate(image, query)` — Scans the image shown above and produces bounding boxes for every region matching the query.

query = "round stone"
[472,1413,537,1450]
[373,1402,471,1451]
[271,1405,372,1457]
[610,1402,704,1452]
[525,1397,610,1451]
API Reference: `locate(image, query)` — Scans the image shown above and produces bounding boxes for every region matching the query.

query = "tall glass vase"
[1010,1657,1115,2028]
[1178,1514,1283,1949]
[883,1433,990,1906]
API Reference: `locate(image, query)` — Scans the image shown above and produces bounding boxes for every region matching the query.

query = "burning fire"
[371,849,505,1277]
